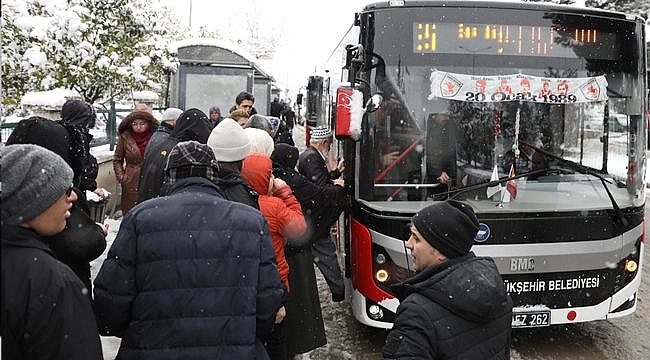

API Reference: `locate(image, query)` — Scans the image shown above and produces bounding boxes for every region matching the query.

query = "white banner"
[428,71,608,103]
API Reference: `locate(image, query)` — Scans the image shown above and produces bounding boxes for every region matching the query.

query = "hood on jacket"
[61,99,95,129]
[399,253,511,323]
[171,108,213,143]
[271,143,299,170]
[241,152,272,196]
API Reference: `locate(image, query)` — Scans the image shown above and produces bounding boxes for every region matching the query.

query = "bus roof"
[360,0,634,21]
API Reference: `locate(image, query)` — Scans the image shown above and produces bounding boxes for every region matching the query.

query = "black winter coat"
[383,253,512,360]
[1,226,103,360]
[213,167,260,210]
[93,177,283,359]
[297,146,341,187]
[144,121,174,158]
[272,143,345,245]
[43,190,107,295]
[138,109,212,202]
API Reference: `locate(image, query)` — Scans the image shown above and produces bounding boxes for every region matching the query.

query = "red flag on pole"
[506,164,517,199]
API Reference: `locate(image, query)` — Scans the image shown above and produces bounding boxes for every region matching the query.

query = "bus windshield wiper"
[446,143,627,226]
[520,143,627,226]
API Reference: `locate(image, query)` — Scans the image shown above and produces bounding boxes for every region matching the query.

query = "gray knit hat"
[1,144,74,226]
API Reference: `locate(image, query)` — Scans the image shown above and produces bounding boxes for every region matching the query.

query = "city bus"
[330,0,647,329]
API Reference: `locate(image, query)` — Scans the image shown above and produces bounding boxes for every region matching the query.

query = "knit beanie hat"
[412,200,479,259]
[161,107,183,122]
[207,118,251,162]
[310,125,332,139]
[244,127,275,156]
[1,144,74,226]
[165,140,220,186]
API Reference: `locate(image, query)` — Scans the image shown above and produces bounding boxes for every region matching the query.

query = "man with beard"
[297,126,346,302]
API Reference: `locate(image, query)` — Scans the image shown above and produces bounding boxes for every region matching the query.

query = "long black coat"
[94,177,284,359]
[383,253,512,359]
[297,146,341,187]
[272,143,346,245]
[271,144,347,355]
[1,226,103,360]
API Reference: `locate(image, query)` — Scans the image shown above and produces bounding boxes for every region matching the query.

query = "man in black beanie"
[383,200,513,359]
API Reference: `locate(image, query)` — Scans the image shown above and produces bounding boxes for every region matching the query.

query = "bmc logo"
[510,258,535,272]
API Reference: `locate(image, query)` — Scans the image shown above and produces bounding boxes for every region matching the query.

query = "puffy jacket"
[2,226,103,360]
[383,253,512,360]
[94,177,284,359]
[242,152,306,290]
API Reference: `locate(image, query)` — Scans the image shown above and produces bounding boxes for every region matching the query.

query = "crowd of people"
[1,90,512,359]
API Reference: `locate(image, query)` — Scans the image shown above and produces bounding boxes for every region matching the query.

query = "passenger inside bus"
[425,112,458,199]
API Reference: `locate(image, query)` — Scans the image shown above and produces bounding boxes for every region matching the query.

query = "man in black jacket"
[1,144,103,360]
[207,117,259,209]
[383,200,512,359]
[138,108,212,202]
[298,126,346,302]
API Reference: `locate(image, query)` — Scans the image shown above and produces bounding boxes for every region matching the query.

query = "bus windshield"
[356,6,645,212]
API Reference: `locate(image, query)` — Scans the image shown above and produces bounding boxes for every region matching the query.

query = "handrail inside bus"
[374,137,422,183]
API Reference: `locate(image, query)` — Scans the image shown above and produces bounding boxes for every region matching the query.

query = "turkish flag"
[506,164,517,199]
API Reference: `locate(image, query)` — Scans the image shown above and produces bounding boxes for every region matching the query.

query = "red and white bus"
[329,0,647,329]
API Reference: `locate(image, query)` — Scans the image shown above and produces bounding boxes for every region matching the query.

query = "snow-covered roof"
[172,37,274,80]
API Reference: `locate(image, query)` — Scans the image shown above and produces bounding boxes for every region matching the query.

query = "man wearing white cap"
[145,107,183,156]
[298,125,346,302]
[207,118,259,209]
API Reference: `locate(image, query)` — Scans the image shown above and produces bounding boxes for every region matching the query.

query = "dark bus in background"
[330,1,647,329]
[168,39,275,117]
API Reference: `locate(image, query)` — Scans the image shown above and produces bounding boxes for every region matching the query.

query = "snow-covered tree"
[1,0,185,106]
[584,0,649,19]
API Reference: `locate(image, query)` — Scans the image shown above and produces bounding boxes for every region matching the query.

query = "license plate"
[512,311,551,328]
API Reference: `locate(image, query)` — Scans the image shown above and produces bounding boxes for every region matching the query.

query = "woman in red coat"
[113,110,158,214]
[241,151,306,360]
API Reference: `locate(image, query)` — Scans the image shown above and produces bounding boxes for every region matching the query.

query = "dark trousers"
[311,236,345,298]
[266,321,287,360]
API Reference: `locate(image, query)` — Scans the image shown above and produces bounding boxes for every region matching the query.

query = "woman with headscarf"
[60,99,100,193]
[270,143,347,357]
[208,105,223,128]
[113,110,158,214]
[138,108,213,202]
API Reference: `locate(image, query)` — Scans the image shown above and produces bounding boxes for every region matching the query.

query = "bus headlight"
[625,260,638,273]
[375,269,389,282]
